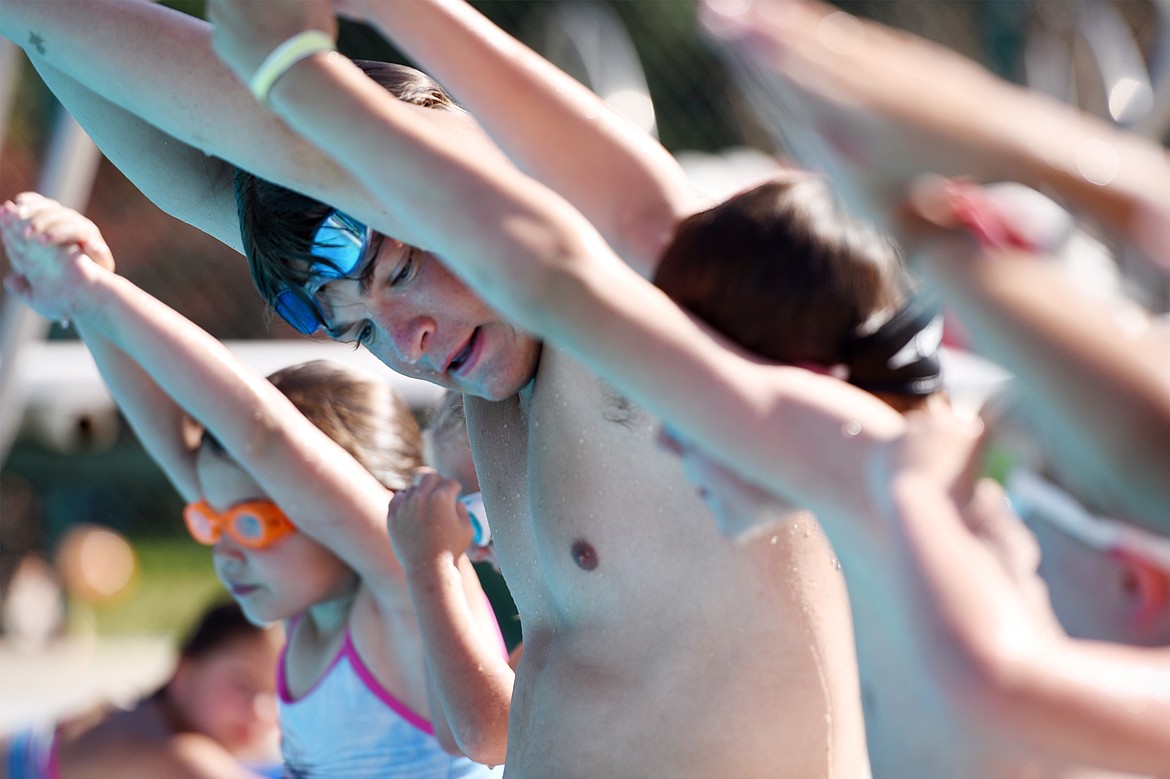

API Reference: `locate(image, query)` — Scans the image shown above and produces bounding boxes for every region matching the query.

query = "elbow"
[453,727,508,767]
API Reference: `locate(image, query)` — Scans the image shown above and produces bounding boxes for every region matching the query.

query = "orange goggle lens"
[183,500,296,550]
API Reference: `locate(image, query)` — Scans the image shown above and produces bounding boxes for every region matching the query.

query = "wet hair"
[233,61,462,312]
[178,600,265,661]
[264,359,424,491]
[653,173,937,408]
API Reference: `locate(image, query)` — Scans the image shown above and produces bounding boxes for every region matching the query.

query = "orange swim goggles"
[183,500,297,550]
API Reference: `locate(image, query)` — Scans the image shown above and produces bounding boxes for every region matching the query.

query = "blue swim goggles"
[273,211,374,335]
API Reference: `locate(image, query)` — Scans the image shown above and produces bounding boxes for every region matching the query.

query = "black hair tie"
[842,292,944,396]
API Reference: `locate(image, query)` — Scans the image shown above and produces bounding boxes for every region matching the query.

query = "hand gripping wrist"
[249,29,337,105]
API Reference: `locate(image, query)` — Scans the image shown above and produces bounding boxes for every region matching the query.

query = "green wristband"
[249,29,337,105]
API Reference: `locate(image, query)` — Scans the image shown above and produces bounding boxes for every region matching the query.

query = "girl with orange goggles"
[183,500,297,550]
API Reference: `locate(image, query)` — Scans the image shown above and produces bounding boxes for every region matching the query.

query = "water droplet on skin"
[842,420,862,437]
[770,536,779,545]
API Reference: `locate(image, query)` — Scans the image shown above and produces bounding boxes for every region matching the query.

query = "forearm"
[404,556,512,764]
[68,270,285,457]
[978,640,1170,774]
[716,0,1170,266]
[71,266,400,572]
[361,0,706,275]
[3,0,377,226]
[73,319,202,501]
[266,49,600,300]
[923,243,1169,531]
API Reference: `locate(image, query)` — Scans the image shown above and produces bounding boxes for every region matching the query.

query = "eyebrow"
[356,234,386,296]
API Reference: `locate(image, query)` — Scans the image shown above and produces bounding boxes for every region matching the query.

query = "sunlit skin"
[195,447,358,626]
[314,239,542,402]
[657,426,809,539]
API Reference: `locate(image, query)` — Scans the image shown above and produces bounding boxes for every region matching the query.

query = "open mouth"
[448,327,481,374]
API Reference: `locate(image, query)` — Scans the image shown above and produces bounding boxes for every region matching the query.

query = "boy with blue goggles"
[274,210,374,335]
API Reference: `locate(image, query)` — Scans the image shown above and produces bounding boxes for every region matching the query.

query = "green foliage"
[84,539,224,639]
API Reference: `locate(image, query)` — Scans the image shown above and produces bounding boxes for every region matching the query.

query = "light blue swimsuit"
[278,621,504,779]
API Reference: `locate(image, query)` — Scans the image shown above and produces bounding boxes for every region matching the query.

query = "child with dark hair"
[1,193,505,778]
[2,599,283,779]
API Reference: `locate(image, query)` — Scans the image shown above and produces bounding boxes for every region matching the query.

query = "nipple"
[570,539,599,571]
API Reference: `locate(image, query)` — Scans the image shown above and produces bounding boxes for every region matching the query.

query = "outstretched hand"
[1,192,113,322]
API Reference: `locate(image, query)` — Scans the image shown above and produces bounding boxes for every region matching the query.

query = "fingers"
[1,192,102,255]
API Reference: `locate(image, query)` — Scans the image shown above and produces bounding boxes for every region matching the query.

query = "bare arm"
[0,0,389,233]
[0,194,204,499]
[1,194,405,593]
[701,0,1170,269]
[206,0,903,520]
[906,183,1169,534]
[346,0,710,276]
[878,412,1170,774]
[26,61,242,251]
[388,470,512,764]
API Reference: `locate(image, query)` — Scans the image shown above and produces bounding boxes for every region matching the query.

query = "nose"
[385,314,437,368]
[212,534,246,565]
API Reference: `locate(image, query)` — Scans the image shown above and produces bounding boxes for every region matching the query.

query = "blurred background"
[1,0,1167,729]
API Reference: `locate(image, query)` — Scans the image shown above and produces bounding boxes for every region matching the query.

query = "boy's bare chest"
[463,354,708,617]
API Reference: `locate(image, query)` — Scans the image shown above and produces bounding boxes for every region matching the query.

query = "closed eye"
[354,321,375,348]
[391,247,417,287]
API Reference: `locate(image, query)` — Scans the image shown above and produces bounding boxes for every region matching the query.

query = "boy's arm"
[1,194,405,590]
[1,0,388,234]
[27,62,243,251]
[388,471,512,765]
[339,0,710,277]
[208,0,904,521]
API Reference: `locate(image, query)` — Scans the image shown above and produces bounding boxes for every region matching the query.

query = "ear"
[1112,548,1170,631]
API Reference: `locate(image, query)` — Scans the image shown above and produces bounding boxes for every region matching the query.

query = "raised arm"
[339,0,710,276]
[1,193,405,592]
[876,411,1170,774]
[0,0,388,236]
[208,0,904,520]
[906,179,1169,534]
[0,193,204,499]
[701,0,1170,270]
[25,62,242,250]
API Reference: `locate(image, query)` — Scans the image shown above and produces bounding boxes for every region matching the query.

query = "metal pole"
[0,101,102,465]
